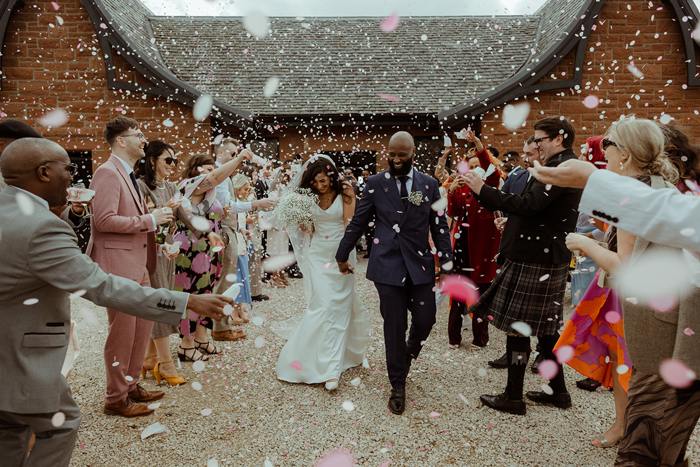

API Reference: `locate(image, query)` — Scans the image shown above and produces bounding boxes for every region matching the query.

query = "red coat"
[447,149,502,284]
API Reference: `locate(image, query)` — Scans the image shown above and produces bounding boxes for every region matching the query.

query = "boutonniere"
[408,190,424,206]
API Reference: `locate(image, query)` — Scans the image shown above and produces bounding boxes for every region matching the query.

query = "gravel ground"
[66,257,700,466]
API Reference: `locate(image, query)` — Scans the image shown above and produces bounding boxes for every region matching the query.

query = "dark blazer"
[502,167,529,196]
[254,179,268,201]
[336,169,452,286]
[476,148,582,264]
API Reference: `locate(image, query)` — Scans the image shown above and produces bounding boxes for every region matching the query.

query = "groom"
[336,131,452,415]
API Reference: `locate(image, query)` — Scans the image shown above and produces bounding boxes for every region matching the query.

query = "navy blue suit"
[336,168,452,388]
[501,167,530,197]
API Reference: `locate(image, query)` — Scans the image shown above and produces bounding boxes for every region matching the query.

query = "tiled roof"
[533,0,588,58]
[148,15,540,116]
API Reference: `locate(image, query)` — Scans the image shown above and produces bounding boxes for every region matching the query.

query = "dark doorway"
[414,136,446,178]
[325,151,376,177]
[68,151,93,253]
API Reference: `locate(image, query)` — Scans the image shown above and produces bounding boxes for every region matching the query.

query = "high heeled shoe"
[325,379,339,391]
[281,274,291,286]
[141,354,158,379]
[270,277,286,288]
[177,346,209,362]
[153,361,187,386]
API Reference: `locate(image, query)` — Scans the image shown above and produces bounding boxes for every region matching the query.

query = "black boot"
[527,334,572,409]
[480,336,530,415]
[488,351,508,369]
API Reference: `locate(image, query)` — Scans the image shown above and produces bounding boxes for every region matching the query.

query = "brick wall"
[469,0,700,157]
[0,0,211,175]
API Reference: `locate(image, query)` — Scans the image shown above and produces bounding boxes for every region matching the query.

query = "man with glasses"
[0,118,87,228]
[464,116,582,416]
[87,117,175,417]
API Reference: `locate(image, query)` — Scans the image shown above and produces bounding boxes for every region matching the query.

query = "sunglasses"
[601,138,618,150]
[159,156,178,166]
[40,160,79,177]
[533,136,553,146]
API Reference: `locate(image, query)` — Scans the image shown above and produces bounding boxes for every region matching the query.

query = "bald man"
[336,131,453,415]
[0,138,232,466]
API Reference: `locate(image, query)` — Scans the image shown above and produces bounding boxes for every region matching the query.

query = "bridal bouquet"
[275,188,318,229]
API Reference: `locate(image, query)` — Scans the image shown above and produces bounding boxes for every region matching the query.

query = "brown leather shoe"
[128,384,164,402]
[212,329,246,341]
[104,397,154,417]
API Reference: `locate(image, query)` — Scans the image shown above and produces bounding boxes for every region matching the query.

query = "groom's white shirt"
[394,168,414,194]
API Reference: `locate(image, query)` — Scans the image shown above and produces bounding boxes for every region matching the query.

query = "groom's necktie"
[398,176,409,211]
[129,172,141,200]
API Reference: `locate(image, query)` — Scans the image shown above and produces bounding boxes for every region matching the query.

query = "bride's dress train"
[275,196,369,384]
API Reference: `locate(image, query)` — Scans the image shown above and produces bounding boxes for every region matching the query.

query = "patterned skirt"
[468,259,568,337]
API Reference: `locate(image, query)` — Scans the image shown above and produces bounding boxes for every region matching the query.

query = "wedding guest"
[529,159,700,252]
[446,130,501,350]
[555,119,679,448]
[88,117,174,417]
[0,137,229,467]
[229,174,255,321]
[174,152,252,360]
[240,164,268,302]
[465,116,582,415]
[658,123,700,192]
[135,140,187,386]
[501,151,521,175]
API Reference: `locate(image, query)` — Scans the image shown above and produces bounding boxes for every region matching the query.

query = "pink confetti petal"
[51,1,60,10]
[582,95,599,109]
[659,359,696,388]
[440,275,479,305]
[315,448,355,467]
[619,196,630,206]
[290,361,303,371]
[380,461,392,467]
[649,295,677,313]
[685,328,695,336]
[537,359,559,380]
[554,345,574,364]
[605,311,621,324]
[429,411,440,418]
[380,13,400,33]
[379,93,400,102]
[456,161,470,174]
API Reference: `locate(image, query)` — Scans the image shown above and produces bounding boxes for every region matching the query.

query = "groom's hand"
[337,261,355,275]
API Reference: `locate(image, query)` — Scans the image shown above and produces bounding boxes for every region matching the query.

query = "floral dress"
[172,175,224,339]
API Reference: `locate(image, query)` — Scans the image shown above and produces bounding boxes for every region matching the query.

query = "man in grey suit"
[0,138,232,467]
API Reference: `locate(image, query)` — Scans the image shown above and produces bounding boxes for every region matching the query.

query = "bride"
[275,155,369,390]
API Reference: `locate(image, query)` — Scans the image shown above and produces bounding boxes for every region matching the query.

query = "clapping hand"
[165,196,182,210]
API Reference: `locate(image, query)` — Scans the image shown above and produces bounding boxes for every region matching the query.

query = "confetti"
[431,197,447,212]
[659,114,673,125]
[380,13,400,32]
[243,11,270,38]
[555,345,574,364]
[582,95,599,109]
[539,274,550,281]
[649,295,678,313]
[537,360,558,380]
[140,422,167,440]
[440,275,479,305]
[193,93,213,121]
[681,228,696,237]
[263,77,280,98]
[502,102,530,130]
[111,361,120,367]
[510,321,532,337]
[605,311,621,324]
[51,412,65,427]
[192,360,206,372]
[125,375,133,382]
[379,93,400,102]
[290,361,303,371]
[252,316,264,326]
[617,364,630,374]
[262,253,297,273]
[207,459,219,467]
[70,289,87,299]
[162,118,174,127]
[147,402,161,410]
[684,328,694,336]
[429,411,440,418]
[315,448,355,467]
[477,368,487,377]
[254,336,265,348]
[350,377,361,387]
[541,384,553,395]
[201,408,213,416]
[223,304,233,316]
[341,400,355,412]
[23,298,39,305]
[191,382,203,391]
[660,359,696,388]
[39,108,69,127]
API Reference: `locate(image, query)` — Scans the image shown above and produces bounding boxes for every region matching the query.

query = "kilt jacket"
[476,148,582,265]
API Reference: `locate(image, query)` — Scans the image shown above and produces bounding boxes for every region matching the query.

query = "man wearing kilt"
[463,116,583,415]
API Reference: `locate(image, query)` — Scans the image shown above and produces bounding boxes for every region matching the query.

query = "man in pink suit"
[87,117,174,417]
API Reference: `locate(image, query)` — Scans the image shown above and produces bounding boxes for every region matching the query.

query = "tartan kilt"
[468,259,569,337]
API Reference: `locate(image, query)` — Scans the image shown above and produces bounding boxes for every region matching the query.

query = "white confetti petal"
[38,108,68,127]
[350,377,361,387]
[252,316,264,326]
[254,336,265,348]
[201,408,213,416]
[112,361,120,367]
[243,10,270,38]
[223,304,233,316]
[51,412,65,427]
[125,375,133,382]
[193,93,213,121]
[541,384,553,395]
[341,400,355,412]
[511,321,532,337]
[539,274,550,281]
[502,102,530,130]
[207,459,219,467]
[23,298,39,305]
[162,118,174,127]
[192,360,206,372]
[477,368,487,377]
[681,228,695,237]
[263,77,280,98]
[191,382,203,391]
[190,216,210,231]
[147,402,161,410]
[141,422,167,440]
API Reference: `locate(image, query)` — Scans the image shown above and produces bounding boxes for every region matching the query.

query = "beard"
[388,158,413,177]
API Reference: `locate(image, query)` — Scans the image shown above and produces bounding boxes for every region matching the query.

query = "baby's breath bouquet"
[275,188,318,229]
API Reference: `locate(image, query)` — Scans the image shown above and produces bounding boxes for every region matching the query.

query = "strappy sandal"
[177,346,209,362]
[141,354,158,378]
[592,419,624,448]
[194,339,222,355]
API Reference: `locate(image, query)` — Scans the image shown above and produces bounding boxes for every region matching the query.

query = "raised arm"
[192,149,253,196]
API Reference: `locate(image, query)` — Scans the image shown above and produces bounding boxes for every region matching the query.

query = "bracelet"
[70,205,86,218]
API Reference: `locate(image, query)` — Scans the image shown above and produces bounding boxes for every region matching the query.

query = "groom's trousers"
[375,275,437,389]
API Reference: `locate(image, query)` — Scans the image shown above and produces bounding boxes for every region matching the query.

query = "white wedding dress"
[275,196,369,384]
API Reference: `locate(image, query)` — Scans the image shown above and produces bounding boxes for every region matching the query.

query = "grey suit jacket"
[0,186,189,414]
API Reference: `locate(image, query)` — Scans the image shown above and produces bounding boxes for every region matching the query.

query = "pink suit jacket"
[87,155,157,279]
